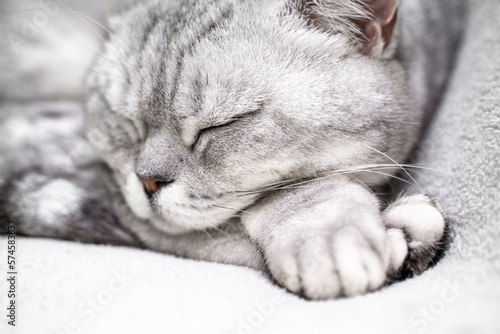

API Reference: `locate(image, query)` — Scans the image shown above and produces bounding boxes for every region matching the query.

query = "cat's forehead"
[106,0,355,126]
[169,61,268,139]
[133,21,273,122]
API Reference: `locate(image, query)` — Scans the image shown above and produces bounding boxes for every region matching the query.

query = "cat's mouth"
[126,173,258,234]
[149,197,254,235]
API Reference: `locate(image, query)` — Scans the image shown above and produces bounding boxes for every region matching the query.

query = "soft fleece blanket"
[1,0,499,333]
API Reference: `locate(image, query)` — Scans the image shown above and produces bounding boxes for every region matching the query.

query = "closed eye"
[191,105,263,149]
[191,119,237,149]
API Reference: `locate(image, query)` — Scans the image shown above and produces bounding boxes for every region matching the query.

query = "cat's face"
[86,0,418,234]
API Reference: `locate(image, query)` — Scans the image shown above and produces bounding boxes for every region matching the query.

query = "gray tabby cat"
[0,0,465,300]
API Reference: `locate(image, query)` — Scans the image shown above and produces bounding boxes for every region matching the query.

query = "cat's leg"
[241,176,390,299]
[241,176,445,300]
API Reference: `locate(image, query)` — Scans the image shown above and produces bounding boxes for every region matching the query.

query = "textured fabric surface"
[1,0,499,333]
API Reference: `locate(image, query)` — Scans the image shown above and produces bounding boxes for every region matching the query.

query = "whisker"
[237,168,378,194]
[8,3,111,37]
[368,163,448,174]
[212,205,254,216]
[274,169,415,192]
[198,218,232,237]
[355,170,416,187]
[70,36,129,69]
[234,178,302,195]
[235,161,441,197]
[76,64,108,76]
[195,226,218,240]
[54,0,108,43]
[7,8,48,13]
[192,207,225,239]
[230,188,254,210]
[363,144,421,191]
[63,7,112,36]
[349,175,379,198]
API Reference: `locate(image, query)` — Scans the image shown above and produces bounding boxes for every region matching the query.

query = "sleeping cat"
[0,0,465,299]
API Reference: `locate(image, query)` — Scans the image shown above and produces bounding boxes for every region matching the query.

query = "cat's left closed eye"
[191,107,263,149]
[191,120,237,149]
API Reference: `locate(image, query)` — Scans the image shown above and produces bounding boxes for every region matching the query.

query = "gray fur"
[0,0,466,299]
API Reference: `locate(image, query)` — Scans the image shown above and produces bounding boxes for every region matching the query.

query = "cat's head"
[86,0,417,234]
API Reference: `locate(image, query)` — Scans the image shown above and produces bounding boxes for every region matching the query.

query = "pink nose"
[139,177,168,196]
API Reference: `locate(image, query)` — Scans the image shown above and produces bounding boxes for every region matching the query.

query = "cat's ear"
[358,0,399,55]
[288,0,399,56]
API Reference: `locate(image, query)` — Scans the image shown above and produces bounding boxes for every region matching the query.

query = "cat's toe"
[298,237,341,299]
[264,238,302,294]
[264,235,341,299]
[333,225,388,297]
[383,194,448,278]
[386,227,409,273]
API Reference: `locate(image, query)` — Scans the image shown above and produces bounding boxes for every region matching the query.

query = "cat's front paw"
[263,211,391,300]
[242,178,447,300]
[383,194,447,279]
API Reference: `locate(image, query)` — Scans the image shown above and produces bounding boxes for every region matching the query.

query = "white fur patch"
[123,173,153,220]
[385,195,445,244]
[33,179,83,223]
[386,228,408,272]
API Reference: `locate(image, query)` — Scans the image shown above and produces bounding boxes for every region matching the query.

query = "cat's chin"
[147,212,227,235]
[148,215,195,235]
